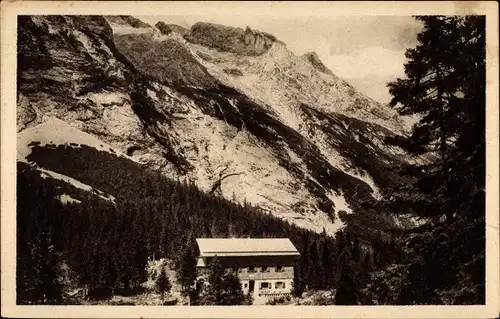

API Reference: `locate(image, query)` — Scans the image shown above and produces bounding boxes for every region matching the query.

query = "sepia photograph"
[1,1,499,318]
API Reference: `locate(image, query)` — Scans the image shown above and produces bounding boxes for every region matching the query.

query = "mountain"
[15,14,486,307]
[17,15,417,235]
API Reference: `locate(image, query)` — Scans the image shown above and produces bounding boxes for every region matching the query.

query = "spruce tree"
[156,267,171,304]
[335,266,358,305]
[292,260,305,298]
[320,240,333,288]
[352,235,361,264]
[32,229,63,304]
[219,272,245,305]
[334,229,360,305]
[386,15,486,304]
[204,256,225,305]
[387,16,485,223]
[362,251,374,272]
[159,220,168,258]
[306,238,319,288]
[176,233,197,293]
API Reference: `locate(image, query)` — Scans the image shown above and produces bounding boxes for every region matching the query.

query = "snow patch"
[85,91,127,105]
[39,168,116,204]
[17,117,120,161]
[147,89,158,101]
[58,194,82,205]
[285,146,303,165]
[73,30,95,53]
[326,190,353,215]
[392,214,431,229]
[108,23,154,35]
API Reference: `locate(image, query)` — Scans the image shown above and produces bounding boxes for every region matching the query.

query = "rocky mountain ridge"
[17,15,417,234]
[186,22,281,56]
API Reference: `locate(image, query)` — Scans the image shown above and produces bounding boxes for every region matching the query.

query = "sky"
[138,15,423,104]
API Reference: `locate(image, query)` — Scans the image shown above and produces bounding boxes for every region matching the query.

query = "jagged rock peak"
[302,52,334,76]
[155,21,189,36]
[104,15,151,28]
[185,21,281,56]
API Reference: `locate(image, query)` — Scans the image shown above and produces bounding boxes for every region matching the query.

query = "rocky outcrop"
[105,15,151,28]
[155,21,189,36]
[155,21,172,35]
[302,52,334,76]
[17,15,120,115]
[113,33,217,88]
[185,22,279,56]
[222,68,243,76]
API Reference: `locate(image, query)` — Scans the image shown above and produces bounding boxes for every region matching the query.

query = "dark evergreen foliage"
[219,272,246,305]
[201,257,247,305]
[203,256,225,305]
[378,15,486,304]
[175,232,198,293]
[16,142,372,303]
[156,267,171,303]
[335,268,358,305]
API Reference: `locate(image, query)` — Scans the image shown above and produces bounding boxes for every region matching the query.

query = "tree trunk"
[436,67,453,223]
[436,67,447,174]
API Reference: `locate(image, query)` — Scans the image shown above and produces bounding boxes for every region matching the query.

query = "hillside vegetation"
[17,145,396,304]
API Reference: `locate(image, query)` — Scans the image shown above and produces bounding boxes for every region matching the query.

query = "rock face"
[185,22,278,56]
[17,15,415,234]
[113,33,216,87]
[303,52,334,76]
[155,21,173,35]
[105,15,151,28]
[155,22,189,36]
[17,15,171,172]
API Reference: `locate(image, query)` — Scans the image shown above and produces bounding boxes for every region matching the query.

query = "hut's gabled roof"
[196,238,300,257]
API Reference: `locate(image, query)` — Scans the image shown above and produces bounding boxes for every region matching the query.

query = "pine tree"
[204,256,225,305]
[219,272,245,305]
[292,260,305,298]
[333,228,361,305]
[335,231,351,267]
[320,240,333,288]
[362,251,374,272]
[176,233,197,294]
[335,266,358,305]
[31,229,63,304]
[306,238,319,288]
[352,235,361,264]
[387,16,485,223]
[159,220,168,258]
[385,15,486,304]
[371,233,386,268]
[335,230,347,254]
[156,267,171,304]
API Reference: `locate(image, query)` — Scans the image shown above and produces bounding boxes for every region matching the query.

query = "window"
[275,282,286,289]
[248,266,256,273]
[244,283,248,288]
[260,282,270,289]
[276,265,284,272]
[261,266,270,272]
